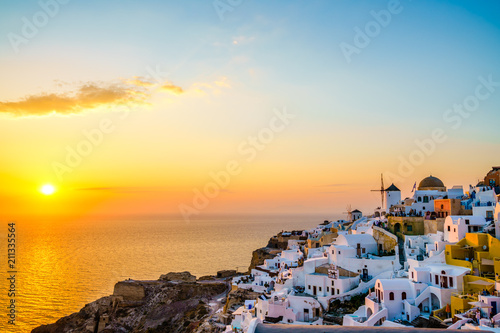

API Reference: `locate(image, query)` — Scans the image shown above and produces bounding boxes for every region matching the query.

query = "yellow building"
[305,229,338,256]
[446,233,499,315]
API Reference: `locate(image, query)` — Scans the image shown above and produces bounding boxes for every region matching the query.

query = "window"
[423,196,429,203]
[411,272,414,279]
[435,275,439,285]
[418,197,422,202]
[407,225,413,232]
[389,292,394,300]
[338,251,341,255]
[308,285,311,289]
[402,292,407,300]
[362,248,366,253]
[447,226,450,231]
[332,281,335,286]
[337,289,340,294]
[327,287,330,292]
[441,204,444,209]
[449,277,453,288]
[332,250,334,254]
[319,287,322,292]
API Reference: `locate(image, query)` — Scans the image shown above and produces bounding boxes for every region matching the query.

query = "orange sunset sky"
[1,1,500,219]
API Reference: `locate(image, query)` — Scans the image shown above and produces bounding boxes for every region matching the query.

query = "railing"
[431,304,449,321]
[451,292,478,301]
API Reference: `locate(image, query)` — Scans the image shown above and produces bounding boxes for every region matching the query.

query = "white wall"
[386,191,401,210]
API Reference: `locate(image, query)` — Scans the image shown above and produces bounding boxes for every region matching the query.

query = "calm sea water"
[0,214,324,332]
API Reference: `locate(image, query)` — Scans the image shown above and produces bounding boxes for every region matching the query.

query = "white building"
[444,215,487,243]
[352,209,363,221]
[254,289,323,325]
[404,176,464,217]
[495,203,500,240]
[471,187,498,221]
[344,254,469,327]
[385,184,401,212]
[404,232,449,261]
[263,248,303,270]
[326,234,400,278]
[304,263,359,298]
[405,176,447,216]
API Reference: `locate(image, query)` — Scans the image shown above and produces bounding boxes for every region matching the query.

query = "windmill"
[343,204,353,222]
[371,173,385,210]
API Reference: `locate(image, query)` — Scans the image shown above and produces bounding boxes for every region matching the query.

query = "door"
[492,302,497,316]
[304,309,309,322]
[313,286,317,296]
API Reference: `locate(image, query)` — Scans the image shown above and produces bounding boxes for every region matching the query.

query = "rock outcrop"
[247,247,278,272]
[216,270,237,279]
[113,280,146,301]
[32,273,227,333]
[159,271,197,283]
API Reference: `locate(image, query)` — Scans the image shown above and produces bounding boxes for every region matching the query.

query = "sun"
[40,184,56,196]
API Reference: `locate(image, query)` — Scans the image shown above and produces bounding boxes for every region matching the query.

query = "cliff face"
[247,247,276,272]
[32,276,228,333]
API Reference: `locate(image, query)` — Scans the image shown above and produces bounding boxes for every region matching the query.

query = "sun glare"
[40,184,56,195]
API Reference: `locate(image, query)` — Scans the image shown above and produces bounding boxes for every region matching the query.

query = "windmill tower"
[371,174,385,210]
[343,204,353,222]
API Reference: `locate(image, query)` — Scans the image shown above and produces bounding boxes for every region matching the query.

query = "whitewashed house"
[444,215,487,243]
[344,256,469,327]
[263,248,303,270]
[304,263,359,298]
[328,234,400,278]
[404,232,450,260]
[254,289,323,325]
[470,186,497,220]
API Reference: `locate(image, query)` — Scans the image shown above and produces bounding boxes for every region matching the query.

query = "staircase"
[398,237,406,268]
[410,316,428,328]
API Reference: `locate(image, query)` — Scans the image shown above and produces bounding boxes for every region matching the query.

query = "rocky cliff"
[247,247,277,273]
[32,274,228,333]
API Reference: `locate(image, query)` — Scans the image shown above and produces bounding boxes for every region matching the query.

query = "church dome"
[418,176,446,191]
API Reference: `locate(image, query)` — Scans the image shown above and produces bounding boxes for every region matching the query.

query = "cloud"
[160,84,184,95]
[0,80,151,117]
[0,75,229,117]
[126,77,155,87]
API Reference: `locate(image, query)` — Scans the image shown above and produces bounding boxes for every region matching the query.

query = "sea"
[0,214,326,332]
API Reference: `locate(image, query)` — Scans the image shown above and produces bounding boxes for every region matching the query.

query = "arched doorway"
[394,223,401,233]
[367,307,373,319]
[431,293,440,311]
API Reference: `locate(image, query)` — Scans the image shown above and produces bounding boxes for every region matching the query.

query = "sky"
[0,0,499,219]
